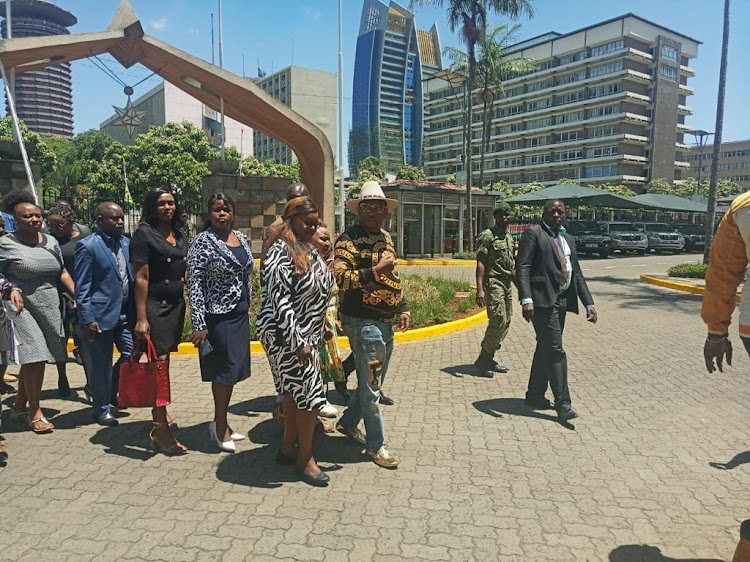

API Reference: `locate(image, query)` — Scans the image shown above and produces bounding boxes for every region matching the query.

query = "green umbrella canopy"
[504,183,643,209]
[629,193,708,212]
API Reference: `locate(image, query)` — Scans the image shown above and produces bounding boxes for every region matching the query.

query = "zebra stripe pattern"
[257,239,332,412]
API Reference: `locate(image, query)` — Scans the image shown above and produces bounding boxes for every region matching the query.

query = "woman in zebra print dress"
[258,197,333,487]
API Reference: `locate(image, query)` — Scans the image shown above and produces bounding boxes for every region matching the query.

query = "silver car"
[599,222,648,255]
[634,222,685,253]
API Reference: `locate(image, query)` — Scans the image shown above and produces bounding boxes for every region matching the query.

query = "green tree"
[47,130,120,191]
[645,178,673,195]
[475,24,534,189]
[0,116,58,179]
[417,0,534,250]
[357,156,386,181]
[241,156,301,182]
[592,183,637,197]
[396,164,427,181]
[89,121,215,209]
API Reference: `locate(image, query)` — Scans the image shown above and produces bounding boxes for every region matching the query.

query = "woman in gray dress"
[0,191,75,434]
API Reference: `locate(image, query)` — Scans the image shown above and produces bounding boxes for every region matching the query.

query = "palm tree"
[703,0,730,264]
[417,0,533,249]
[475,24,534,190]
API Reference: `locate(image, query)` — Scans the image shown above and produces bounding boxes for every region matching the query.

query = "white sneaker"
[319,402,338,418]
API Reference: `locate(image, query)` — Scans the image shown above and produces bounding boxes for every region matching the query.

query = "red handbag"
[118,337,171,408]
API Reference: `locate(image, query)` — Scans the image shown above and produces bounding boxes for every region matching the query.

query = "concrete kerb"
[640,273,741,302]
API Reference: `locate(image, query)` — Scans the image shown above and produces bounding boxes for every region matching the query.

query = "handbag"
[118,337,171,408]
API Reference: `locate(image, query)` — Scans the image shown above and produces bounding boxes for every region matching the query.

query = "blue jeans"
[78,314,134,416]
[338,314,394,450]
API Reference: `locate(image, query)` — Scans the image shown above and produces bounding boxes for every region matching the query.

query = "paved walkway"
[1,254,748,561]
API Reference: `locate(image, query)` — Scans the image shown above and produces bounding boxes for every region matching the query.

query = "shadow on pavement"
[587,276,702,312]
[229,395,277,418]
[441,364,479,378]
[90,420,156,460]
[473,397,557,422]
[216,434,369,489]
[609,544,722,561]
[709,450,750,470]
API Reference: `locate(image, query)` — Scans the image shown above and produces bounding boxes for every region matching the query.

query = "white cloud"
[150,16,168,31]
[188,27,200,35]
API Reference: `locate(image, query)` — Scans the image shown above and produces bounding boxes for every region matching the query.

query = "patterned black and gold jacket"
[334,224,408,320]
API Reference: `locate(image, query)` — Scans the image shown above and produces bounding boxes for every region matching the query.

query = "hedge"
[667,263,709,279]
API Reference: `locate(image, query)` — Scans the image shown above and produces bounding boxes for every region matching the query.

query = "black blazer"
[516,224,594,313]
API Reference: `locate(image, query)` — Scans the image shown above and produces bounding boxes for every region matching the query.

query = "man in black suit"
[516,200,597,422]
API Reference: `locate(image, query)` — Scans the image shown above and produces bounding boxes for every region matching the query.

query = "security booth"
[381,180,497,257]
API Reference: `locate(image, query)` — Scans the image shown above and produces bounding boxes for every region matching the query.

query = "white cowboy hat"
[347,181,398,214]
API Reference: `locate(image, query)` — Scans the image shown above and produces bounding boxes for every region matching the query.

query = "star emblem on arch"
[112,97,147,138]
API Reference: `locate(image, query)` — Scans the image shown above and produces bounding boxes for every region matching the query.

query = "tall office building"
[0,0,76,139]
[350,0,442,175]
[685,140,750,191]
[423,14,700,192]
[253,66,336,165]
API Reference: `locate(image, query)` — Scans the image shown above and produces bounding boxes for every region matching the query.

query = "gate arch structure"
[0,0,334,219]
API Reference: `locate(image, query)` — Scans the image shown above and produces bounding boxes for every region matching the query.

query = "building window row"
[588,145,619,158]
[659,63,678,82]
[661,45,679,61]
[590,39,625,58]
[729,175,750,182]
[585,164,619,178]
[685,149,750,161]
[692,162,750,172]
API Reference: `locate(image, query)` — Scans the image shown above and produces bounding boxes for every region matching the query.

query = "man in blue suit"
[75,202,134,426]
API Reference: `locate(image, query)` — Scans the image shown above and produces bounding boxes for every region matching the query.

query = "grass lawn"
[182,272,479,341]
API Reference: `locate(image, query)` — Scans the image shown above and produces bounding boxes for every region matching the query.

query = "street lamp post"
[688,129,713,195]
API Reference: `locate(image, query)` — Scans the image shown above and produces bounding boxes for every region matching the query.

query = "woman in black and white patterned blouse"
[258,196,333,487]
[187,193,253,453]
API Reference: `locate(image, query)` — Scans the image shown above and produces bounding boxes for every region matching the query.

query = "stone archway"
[0,0,334,219]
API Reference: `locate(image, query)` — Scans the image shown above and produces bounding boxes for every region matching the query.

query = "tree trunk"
[703,0,730,264]
[466,41,476,250]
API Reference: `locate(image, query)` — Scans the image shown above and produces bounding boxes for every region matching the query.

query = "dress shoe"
[366,446,399,469]
[209,421,236,453]
[525,397,555,410]
[473,354,496,378]
[557,405,579,422]
[379,393,394,406]
[295,465,330,487]
[474,366,495,378]
[93,412,119,426]
[336,422,366,445]
[489,361,509,373]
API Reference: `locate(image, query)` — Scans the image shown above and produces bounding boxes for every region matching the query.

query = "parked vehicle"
[600,222,648,254]
[567,220,611,258]
[673,223,705,252]
[633,222,685,253]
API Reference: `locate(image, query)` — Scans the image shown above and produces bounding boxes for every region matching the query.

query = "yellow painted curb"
[640,274,741,302]
[401,259,475,266]
[73,309,489,356]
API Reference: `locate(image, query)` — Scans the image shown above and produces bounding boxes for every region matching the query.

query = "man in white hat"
[333,181,409,469]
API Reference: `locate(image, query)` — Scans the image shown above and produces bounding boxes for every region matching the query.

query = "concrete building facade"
[684,140,750,191]
[423,14,700,192]
[350,0,442,175]
[100,81,252,157]
[0,0,76,139]
[253,66,336,165]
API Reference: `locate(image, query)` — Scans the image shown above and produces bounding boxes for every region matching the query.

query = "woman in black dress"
[131,187,188,455]
[47,202,91,398]
[187,193,253,453]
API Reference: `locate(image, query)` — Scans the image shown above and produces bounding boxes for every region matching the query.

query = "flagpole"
[218,0,226,160]
[337,0,345,233]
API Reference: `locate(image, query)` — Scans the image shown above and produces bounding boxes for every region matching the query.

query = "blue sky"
[26,1,750,172]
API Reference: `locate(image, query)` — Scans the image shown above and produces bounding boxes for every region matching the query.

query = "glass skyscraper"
[350,0,442,175]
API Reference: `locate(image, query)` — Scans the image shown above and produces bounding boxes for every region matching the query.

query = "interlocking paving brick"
[0,261,748,560]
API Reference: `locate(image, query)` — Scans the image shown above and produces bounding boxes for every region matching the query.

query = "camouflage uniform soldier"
[474,203,515,378]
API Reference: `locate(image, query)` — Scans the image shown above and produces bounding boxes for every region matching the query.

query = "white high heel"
[230,431,246,441]
[209,421,236,453]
